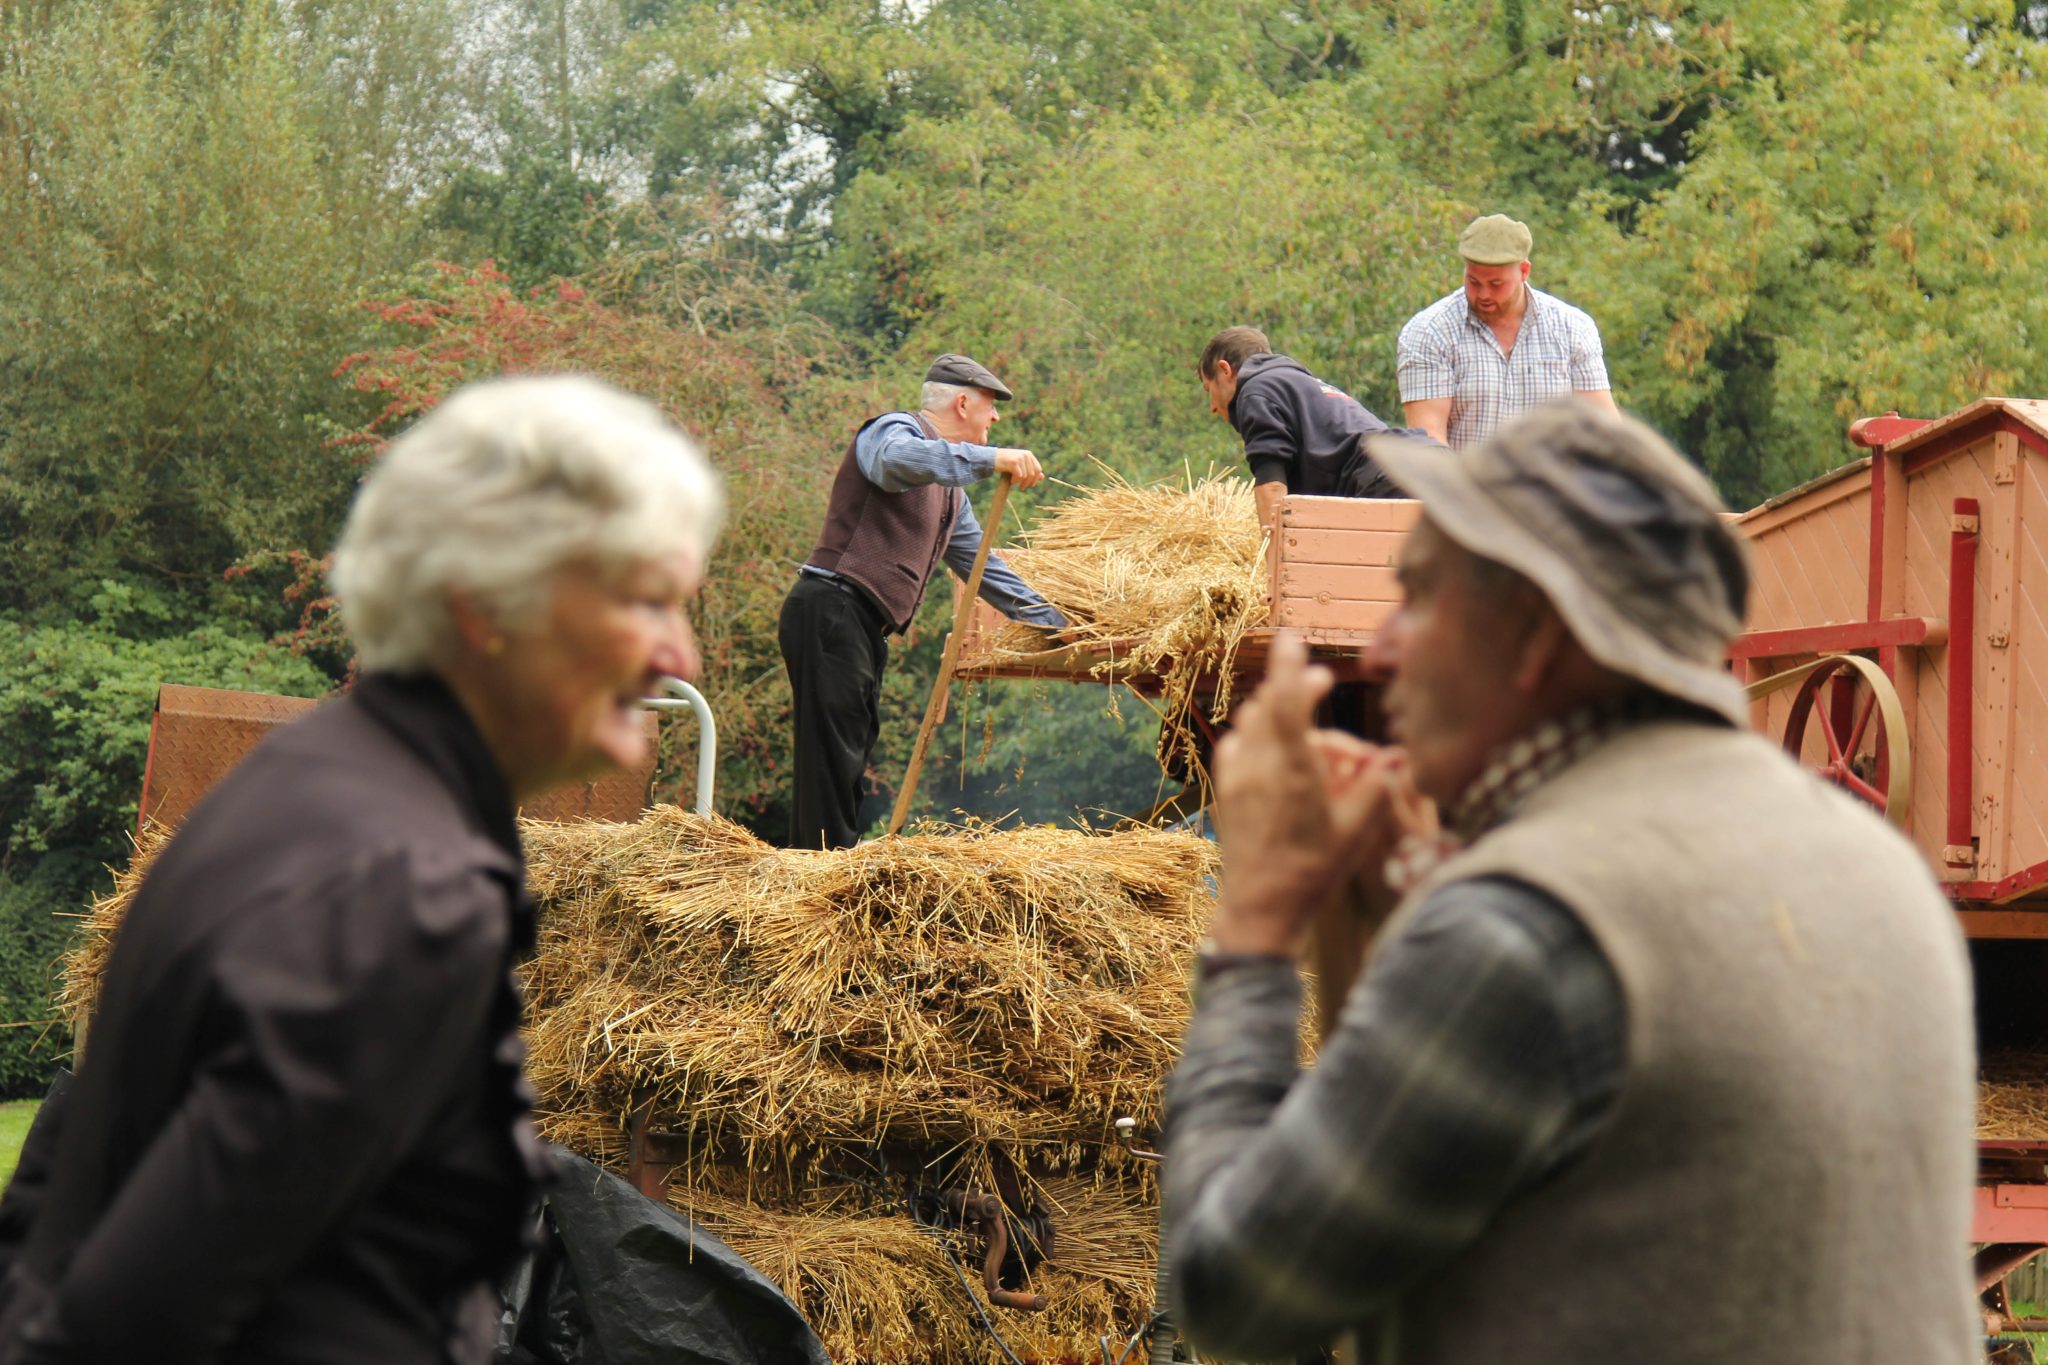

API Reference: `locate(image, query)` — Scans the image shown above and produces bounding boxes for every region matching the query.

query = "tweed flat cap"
[1366,403,1752,727]
[1459,214,1533,265]
[926,353,1013,401]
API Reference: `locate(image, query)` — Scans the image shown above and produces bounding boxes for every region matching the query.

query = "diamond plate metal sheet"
[139,685,657,831]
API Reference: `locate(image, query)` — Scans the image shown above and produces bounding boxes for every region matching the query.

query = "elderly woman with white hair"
[0,377,721,1365]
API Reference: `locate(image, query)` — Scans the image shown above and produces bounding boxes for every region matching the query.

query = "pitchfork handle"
[887,473,1014,837]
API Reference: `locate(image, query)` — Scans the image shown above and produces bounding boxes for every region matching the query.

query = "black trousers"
[778,574,890,850]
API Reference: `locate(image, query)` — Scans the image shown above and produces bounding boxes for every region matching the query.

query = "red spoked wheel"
[1778,654,1912,826]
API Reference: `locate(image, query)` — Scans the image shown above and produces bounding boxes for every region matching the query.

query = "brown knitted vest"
[1365,722,1978,1365]
[805,413,961,633]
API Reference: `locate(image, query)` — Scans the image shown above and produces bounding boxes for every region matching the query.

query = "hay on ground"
[1980,1050,2048,1139]
[68,808,1216,1364]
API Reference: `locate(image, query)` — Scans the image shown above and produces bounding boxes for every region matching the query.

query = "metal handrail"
[639,677,715,815]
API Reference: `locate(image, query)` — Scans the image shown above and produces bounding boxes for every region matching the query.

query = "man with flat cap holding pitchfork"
[779,353,1065,851]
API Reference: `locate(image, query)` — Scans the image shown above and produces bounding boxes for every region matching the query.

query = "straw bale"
[521,809,1211,1362]
[58,825,172,1031]
[966,469,1267,770]
[670,1171,1156,1365]
[520,807,1211,1161]
[1980,1050,2048,1139]
[62,808,1216,1364]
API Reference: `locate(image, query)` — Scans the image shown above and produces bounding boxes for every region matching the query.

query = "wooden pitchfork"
[886,473,1013,837]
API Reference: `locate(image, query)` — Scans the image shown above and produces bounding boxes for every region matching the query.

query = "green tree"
[333,242,875,836]
[0,583,330,1094]
[0,0,424,614]
[1577,1,2048,504]
[834,87,1466,493]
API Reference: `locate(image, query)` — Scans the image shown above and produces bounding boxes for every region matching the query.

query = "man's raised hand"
[993,448,1045,489]
[1211,633,1397,955]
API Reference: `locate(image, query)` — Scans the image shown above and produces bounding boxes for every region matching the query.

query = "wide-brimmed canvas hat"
[1365,403,1751,726]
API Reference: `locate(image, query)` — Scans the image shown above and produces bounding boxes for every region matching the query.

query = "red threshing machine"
[1731,397,2048,1339]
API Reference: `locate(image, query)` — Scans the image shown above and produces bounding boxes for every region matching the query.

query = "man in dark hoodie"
[1196,326,1411,528]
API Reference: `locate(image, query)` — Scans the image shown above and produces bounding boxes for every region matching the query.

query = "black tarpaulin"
[498,1150,828,1365]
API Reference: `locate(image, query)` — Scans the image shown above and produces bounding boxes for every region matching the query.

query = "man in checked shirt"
[1162,403,1979,1364]
[1396,214,1618,449]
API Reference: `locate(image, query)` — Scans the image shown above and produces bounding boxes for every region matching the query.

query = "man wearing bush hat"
[1397,213,1617,449]
[1162,403,1977,1363]
[779,353,1063,850]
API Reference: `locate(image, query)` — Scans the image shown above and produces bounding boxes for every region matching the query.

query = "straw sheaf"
[1978,1050,2048,1140]
[58,824,173,1028]
[675,1171,1156,1365]
[520,808,1214,1164]
[62,810,1218,1362]
[968,470,1267,770]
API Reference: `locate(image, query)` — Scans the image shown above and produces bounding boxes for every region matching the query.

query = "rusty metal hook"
[942,1188,1049,1312]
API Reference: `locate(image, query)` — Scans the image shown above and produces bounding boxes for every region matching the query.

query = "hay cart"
[954,494,1421,823]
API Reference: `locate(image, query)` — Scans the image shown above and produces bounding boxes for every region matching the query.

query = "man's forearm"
[1163,882,1621,1361]
[858,423,994,491]
[1402,398,1452,444]
[1254,480,1287,532]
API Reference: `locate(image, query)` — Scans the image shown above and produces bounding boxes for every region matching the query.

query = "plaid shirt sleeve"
[1396,302,1459,403]
[1161,876,1626,1361]
[1565,304,1610,392]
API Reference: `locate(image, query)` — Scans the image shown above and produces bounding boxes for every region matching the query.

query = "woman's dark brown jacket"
[0,674,551,1364]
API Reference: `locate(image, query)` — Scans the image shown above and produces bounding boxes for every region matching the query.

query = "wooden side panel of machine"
[2011,439,2048,889]
[1964,430,2046,885]
[1901,433,1998,875]
[1889,425,2048,890]
[1736,468,1873,635]
[1268,496,1420,641]
[1733,469,1874,751]
[140,686,319,831]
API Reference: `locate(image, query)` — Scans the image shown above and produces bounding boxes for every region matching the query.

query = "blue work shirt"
[823,411,1065,629]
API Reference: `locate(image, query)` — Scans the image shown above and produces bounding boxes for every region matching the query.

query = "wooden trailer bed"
[953,494,1419,690]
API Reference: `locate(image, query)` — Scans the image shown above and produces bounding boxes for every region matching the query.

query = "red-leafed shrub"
[320,231,879,833]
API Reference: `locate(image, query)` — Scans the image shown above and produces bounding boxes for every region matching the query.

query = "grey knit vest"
[1366,721,1978,1365]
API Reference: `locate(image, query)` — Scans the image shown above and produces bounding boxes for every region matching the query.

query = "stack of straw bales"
[970,470,1267,773]
[1979,1050,2048,1140]
[67,809,1219,1364]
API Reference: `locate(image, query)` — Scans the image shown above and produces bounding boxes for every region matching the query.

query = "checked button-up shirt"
[1396,285,1610,450]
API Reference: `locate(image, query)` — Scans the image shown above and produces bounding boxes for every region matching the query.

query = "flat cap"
[1458,214,1533,265]
[925,353,1013,402]
[1366,403,1752,727]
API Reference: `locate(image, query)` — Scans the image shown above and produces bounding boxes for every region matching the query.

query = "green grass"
[2005,1301,2048,1361]
[0,1100,39,1185]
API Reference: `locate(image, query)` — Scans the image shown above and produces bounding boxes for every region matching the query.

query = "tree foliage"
[0,587,329,1088]
[1,0,2044,1093]
[1577,2,2048,503]
[333,242,876,834]
[0,0,422,614]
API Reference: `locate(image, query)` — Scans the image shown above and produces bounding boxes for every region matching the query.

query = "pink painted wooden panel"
[1736,474,1872,636]
[1278,496,1424,534]
[1280,527,1407,566]
[1900,439,1997,866]
[1275,563,1400,601]
[2010,442,2048,887]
